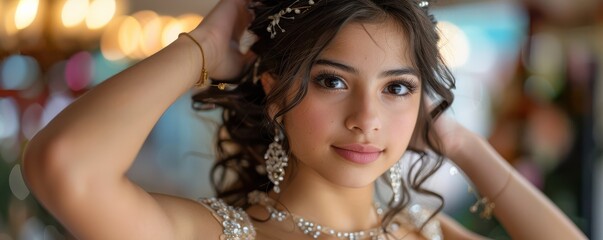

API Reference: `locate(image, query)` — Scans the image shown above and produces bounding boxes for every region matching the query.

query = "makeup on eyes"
[311,68,419,97]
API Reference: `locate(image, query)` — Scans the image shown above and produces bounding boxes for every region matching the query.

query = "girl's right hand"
[189,0,257,80]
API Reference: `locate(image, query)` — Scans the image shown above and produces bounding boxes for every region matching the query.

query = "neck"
[272,161,380,231]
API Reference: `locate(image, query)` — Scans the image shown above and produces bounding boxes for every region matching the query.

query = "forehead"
[318,19,413,68]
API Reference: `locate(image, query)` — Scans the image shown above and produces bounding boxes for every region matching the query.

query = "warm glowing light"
[86,0,116,29]
[4,3,19,36]
[132,11,162,57]
[177,14,203,33]
[100,16,126,60]
[61,0,90,27]
[437,21,469,69]
[14,0,39,30]
[117,16,142,58]
[161,17,182,48]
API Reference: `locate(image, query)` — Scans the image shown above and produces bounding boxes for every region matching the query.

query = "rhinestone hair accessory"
[267,0,316,39]
[266,0,433,39]
[418,0,429,8]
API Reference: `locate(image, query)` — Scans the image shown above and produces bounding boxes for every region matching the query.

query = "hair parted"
[192,0,455,233]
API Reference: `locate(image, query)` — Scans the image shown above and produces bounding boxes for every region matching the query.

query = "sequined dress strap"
[403,203,442,240]
[198,197,256,240]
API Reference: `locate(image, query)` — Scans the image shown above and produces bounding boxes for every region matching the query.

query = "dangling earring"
[389,160,403,204]
[264,128,288,193]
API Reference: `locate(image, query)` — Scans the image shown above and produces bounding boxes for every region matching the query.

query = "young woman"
[22,0,585,239]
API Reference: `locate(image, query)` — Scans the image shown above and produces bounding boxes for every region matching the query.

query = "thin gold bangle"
[178,32,208,88]
[469,172,512,219]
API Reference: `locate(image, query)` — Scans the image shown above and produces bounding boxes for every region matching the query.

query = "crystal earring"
[389,160,403,204]
[264,129,288,193]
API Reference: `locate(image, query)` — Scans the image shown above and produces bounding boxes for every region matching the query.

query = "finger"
[238,31,258,54]
[233,5,255,40]
[201,0,251,35]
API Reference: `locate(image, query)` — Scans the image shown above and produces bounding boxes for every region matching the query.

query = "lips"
[332,144,383,164]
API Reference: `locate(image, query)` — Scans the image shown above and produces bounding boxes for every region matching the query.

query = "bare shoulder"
[151,193,223,239]
[436,213,486,240]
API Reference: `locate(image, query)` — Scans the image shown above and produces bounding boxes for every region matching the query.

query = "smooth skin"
[22,0,586,239]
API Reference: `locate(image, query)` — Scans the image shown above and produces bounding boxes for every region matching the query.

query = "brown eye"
[315,74,347,89]
[384,83,409,95]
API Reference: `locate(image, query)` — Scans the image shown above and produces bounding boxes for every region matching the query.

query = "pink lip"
[332,144,383,164]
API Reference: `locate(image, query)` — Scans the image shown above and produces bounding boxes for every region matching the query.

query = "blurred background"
[0,0,601,239]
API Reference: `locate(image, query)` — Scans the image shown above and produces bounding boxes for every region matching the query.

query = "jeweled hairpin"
[419,0,429,8]
[266,0,431,39]
[267,0,316,39]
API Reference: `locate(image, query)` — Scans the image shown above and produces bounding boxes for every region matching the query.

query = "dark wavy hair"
[192,0,455,234]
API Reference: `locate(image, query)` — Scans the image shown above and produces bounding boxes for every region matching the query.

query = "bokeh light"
[117,16,143,59]
[61,0,89,28]
[14,0,40,30]
[437,21,470,69]
[21,103,44,140]
[19,217,45,240]
[9,164,30,200]
[177,14,202,33]
[1,54,41,90]
[47,61,69,94]
[161,16,182,48]
[85,0,116,29]
[133,10,162,58]
[18,78,45,100]
[0,98,20,140]
[41,93,73,128]
[525,32,565,99]
[3,1,19,36]
[91,50,129,86]
[65,51,94,91]
[100,16,127,61]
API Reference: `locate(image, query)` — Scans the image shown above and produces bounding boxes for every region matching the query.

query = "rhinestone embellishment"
[200,198,256,240]
[248,191,386,240]
[267,0,316,39]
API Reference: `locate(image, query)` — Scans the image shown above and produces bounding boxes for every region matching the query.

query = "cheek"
[284,95,337,151]
[388,114,417,138]
[383,103,421,154]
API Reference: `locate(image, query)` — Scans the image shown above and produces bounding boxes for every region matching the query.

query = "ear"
[261,72,276,95]
[260,72,278,120]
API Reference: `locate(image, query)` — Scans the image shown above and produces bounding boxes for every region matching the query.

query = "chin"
[318,168,382,189]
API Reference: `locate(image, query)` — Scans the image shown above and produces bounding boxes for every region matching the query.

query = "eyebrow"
[314,59,419,78]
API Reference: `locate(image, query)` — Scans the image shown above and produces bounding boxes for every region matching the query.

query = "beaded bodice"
[198,195,442,240]
[199,198,256,239]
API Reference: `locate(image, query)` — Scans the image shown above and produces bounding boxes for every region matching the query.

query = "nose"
[344,91,382,134]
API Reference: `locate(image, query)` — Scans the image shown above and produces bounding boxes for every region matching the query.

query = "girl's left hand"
[190,0,257,80]
[411,100,468,160]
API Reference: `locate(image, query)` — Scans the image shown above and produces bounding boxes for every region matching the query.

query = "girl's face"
[283,19,422,188]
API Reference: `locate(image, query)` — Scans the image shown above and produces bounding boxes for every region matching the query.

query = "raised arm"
[437,115,586,239]
[21,0,254,239]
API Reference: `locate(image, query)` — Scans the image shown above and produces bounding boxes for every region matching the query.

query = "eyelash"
[386,80,419,97]
[313,70,346,90]
[312,70,419,97]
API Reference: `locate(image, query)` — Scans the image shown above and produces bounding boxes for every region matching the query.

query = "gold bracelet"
[469,172,511,219]
[178,32,208,88]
